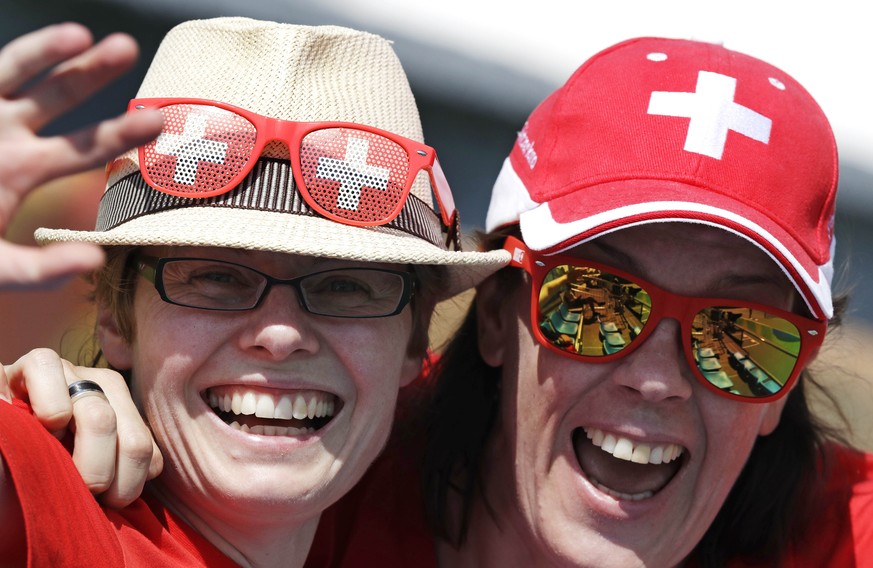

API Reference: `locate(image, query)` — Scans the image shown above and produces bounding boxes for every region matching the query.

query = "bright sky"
[329,0,872,174]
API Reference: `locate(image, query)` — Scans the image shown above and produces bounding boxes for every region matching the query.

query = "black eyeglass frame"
[136,255,416,318]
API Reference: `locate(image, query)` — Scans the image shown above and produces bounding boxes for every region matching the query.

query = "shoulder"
[0,400,125,567]
[821,442,873,498]
[779,443,873,567]
[1,403,235,567]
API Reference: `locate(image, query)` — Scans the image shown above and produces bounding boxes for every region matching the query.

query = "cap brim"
[518,178,833,319]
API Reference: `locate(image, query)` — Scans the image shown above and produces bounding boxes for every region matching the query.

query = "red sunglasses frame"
[129,97,457,231]
[502,236,828,403]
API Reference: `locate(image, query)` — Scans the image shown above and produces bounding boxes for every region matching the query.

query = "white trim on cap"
[485,158,540,231]
[519,200,834,319]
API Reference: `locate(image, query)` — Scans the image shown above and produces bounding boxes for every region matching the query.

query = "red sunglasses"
[503,236,827,403]
[128,98,457,232]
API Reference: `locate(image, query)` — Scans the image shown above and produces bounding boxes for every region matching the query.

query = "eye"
[325,278,368,293]
[307,274,373,297]
[163,260,261,293]
[190,267,244,285]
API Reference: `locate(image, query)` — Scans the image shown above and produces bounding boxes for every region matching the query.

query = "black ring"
[68,380,106,401]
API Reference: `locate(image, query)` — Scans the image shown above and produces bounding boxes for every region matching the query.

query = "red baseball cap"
[486,37,838,319]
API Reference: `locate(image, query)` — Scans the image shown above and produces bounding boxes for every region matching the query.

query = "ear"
[758,396,789,436]
[476,273,513,368]
[399,349,424,388]
[96,302,133,371]
[398,296,438,388]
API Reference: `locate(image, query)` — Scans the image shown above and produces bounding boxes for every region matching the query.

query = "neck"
[148,482,320,568]
[435,482,539,568]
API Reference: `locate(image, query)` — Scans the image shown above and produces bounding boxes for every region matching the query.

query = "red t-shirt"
[5,390,872,567]
[0,400,237,568]
[721,444,873,567]
[309,432,873,567]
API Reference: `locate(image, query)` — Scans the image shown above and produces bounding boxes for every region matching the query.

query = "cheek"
[127,298,220,396]
[329,315,416,392]
[497,323,585,461]
[701,397,780,470]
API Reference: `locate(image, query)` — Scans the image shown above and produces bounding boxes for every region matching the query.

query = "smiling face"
[473,223,795,567]
[97,246,422,529]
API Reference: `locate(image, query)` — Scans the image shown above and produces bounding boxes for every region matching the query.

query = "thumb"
[0,242,104,290]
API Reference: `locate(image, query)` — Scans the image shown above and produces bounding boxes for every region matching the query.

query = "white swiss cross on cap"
[647,70,772,159]
[154,112,229,185]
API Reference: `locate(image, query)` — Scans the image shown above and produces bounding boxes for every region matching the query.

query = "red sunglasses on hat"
[128,98,457,233]
[503,236,827,403]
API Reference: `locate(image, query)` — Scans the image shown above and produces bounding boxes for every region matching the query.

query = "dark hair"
[80,246,446,369]
[422,225,853,566]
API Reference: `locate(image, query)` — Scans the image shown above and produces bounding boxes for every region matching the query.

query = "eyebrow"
[586,239,787,292]
[584,239,640,273]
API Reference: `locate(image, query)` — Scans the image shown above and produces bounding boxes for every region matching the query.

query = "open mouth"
[573,427,686,501]
[205,385,341,436]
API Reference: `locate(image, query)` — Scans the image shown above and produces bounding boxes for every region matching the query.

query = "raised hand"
[0,23,161,290]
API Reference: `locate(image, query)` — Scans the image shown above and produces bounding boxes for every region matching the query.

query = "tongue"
[573,429,680,496]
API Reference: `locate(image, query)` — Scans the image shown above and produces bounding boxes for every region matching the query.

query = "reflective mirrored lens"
[691,307,799,398]
[537,264,651,356]
[142,104,257,196]
[300,128,410,222]
[536,264,801,400]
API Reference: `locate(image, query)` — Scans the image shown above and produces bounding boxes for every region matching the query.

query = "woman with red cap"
[419,37,873,567]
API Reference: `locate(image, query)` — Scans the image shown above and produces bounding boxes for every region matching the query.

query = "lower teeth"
[229,421,314,436]
[590,477,654,501]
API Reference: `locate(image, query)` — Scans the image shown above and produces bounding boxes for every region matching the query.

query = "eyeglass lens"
[158,259,409,317]
[536,264,803,399]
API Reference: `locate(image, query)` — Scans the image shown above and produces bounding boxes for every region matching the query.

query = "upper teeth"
[586,427,684,465]
[207,386,337,420]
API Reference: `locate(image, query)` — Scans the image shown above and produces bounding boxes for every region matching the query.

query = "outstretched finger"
[0,23,94,97]
[0,241,105,291]
[25,108,162,188]
[15,32,140,131]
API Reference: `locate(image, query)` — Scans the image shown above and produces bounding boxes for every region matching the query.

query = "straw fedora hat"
[35,17,508,295]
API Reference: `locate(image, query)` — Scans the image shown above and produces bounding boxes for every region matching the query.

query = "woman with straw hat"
[0,17,506,567]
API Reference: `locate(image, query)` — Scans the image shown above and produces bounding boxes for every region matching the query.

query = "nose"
[611,318,693,402]
[236,283,320,360]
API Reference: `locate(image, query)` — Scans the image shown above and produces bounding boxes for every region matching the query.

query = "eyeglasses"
[502,236,827,402]
[128,98,457,233]
[137,256,415,318]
